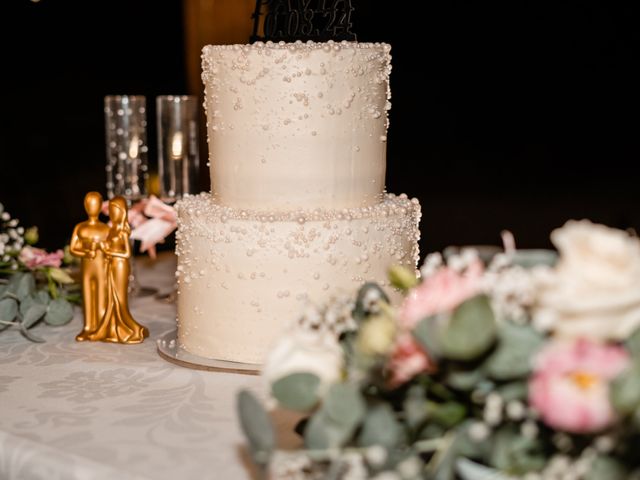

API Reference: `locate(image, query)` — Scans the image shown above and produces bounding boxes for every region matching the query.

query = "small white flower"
[1,212,9,221]
[552,433,573,452]
[397,456,422,478]
[371,472,401,480]
[523,473,542,480]
[483,393,504,426]
[365,445,387,467]
[448,254,466,272]
[420,252,442,278]
[594,435,614,453]
[546,455,571,475]
[506,400,526,421]
[7,219,18,227]
[521,420,539,439]
[468,421,491,442]
[362,288,382,313]
[342,452,367,480]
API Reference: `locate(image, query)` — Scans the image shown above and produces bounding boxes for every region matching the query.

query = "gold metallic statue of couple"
[70,192,149,344]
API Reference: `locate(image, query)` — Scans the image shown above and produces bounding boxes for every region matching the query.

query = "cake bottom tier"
[175,193,421,364]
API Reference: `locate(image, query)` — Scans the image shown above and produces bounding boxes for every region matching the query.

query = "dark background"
[2,0,639,258]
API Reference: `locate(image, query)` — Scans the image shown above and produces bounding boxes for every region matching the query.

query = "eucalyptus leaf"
[357,404,403,448]
[19,323,45,343]
[20,295,37,316]
[497,382,528,402]
[324,383,365,428]
[35,290,51,305]
[427,401,467,429]
[626,327,640,358]
[489,427,545,474]
[271,372,321,412]
[9,273,36,301]
[446,367,486,392]
[610,362,640,415]
[44,298,74,326]
[404,385,428,430]
[484,323,544,381]
[441,295,496,361]
[22,304,48,329]
[237,390,274,463]
[0,297,18,322]
[510,249,558,269]
[456,458,517,480]
[304,409,354,449]
[413,315,444,359]
[585,455,627,480]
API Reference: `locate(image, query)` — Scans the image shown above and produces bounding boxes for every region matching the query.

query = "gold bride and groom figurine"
[70,192,149,344]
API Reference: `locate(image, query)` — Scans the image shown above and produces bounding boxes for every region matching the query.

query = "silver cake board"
[156,329,261,375]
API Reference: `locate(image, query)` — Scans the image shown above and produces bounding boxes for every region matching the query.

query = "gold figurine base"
[156,329,260,375]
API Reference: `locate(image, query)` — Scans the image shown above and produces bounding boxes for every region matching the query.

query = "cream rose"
[533,220,640,341]
[263,330,343,393]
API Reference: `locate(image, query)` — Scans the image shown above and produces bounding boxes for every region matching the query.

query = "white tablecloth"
[0,254,270,480]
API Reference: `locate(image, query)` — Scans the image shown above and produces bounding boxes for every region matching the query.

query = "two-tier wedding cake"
[175,40,421,364]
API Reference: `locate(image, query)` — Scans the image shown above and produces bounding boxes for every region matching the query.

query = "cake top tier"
[202,40,392,211]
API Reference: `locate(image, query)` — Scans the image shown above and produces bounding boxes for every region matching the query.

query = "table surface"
[0,253,277,480]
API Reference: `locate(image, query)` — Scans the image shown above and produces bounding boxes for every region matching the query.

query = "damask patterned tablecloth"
[0,254,266,480]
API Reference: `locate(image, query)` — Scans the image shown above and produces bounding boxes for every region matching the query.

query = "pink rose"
[19,246,64,269]
[528,339,630,434]
[387,333,436,388]
[399,260,484,329]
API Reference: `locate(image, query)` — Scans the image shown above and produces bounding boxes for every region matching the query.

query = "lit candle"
[128,133,140,159]
[171,132,183,159]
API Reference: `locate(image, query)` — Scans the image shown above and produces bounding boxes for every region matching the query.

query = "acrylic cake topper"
[251,0,356,43]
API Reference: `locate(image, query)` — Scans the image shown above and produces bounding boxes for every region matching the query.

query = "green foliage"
[357,404,403,448]
[237,390,274,465]
[510,249,558,268]
[484,323,544,381]
[456,458,517,480]
[304,383,366,449]
[625,328,640,358]
[413,315,444,359]
[44,298,74,326]
[585,456,628,480]
[611,361,640,415]
[22,304,48,329]
[440,296,497,361]
[272,373,321,412]
[488,427,545,475]
[0,270,76,341]
[427,401,467,429]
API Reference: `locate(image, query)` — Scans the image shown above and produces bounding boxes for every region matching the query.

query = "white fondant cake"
[176,40,421,364]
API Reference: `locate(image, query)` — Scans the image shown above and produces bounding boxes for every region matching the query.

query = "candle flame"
[171,132,183,159]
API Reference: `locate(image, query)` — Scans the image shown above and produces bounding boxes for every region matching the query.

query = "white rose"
[263,330,343,393]
[532,220,640,340]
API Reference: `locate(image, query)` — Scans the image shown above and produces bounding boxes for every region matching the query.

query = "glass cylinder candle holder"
[156,95,200,202]
[104,95,149,201]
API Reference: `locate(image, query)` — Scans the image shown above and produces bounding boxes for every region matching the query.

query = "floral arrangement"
[105,195,177,259]
[237,220,640,480]
[0,202,79,342]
